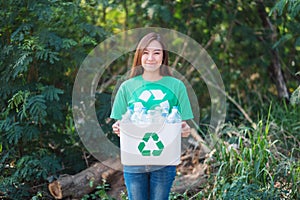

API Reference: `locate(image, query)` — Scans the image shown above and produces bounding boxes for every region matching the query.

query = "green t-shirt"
[110,75,194,120]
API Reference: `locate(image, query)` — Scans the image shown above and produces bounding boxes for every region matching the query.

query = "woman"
[110,32,194,200]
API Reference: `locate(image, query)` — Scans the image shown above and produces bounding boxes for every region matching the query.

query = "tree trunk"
[257,0,289,100]
[269,49,289,99]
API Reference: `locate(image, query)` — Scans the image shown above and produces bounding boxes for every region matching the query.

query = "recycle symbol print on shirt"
[136,89,170,109]
[138,132,165,156]
[130,84,179,111]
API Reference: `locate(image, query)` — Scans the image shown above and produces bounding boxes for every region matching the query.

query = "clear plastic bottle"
[161,106,169,119]
[147,109,156,123]
[131,106,141,124]
[139,107,148,124]
[121,106,133,123]
[166,106,182,123]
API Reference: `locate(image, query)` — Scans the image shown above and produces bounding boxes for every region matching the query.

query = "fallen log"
[173,163,208,193]
[48,159,123,199]
[49,165,207,200]
[49,162,208,199]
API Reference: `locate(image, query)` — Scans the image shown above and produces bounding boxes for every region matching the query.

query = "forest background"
[0,0,299,199]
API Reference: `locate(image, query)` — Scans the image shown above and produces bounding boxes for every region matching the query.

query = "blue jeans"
[123,165,176,200]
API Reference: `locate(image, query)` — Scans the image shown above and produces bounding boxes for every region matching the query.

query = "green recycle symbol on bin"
[138,132,165,156]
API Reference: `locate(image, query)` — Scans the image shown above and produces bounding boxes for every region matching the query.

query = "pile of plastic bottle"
[121,105,182,124]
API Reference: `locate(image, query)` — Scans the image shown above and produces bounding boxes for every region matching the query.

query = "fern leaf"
[35,48,59,64]
[62,38,78,49]
[8,90,30,112]
[47,32,62,51]
[2,45,14,56]
[12,52,33,79]
[41,85,64,101]
[11,23,33,42]
[6,124,22,145]
[23,124,40,142]
[79,36,97,45]
[26,95,47,124]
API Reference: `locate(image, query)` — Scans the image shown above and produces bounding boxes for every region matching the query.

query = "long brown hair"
[129,32,172,78]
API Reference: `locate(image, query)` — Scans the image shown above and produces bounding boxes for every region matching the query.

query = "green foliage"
[203,102,300,199]
[0,0,109,199]
[95,92,119,146]
[81,180,114,200]
[15,151,61,181]
[7,90,30,114]
[0,0,299,199]
[270,0,300,53]
[170,191,190,200]
[40,85,64,102]
[271,0,300,18]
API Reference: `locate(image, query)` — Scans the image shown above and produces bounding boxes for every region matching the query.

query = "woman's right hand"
[112,120,121,137]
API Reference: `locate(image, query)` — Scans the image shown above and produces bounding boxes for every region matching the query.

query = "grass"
[195,102,300,200]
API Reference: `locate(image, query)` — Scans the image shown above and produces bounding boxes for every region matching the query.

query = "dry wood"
[173,163,208,193]
[48,160,121,199]
[48,141,211,199]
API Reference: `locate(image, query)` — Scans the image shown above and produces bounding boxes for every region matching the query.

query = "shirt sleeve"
[110,83,128,120]
[177,81,194,120]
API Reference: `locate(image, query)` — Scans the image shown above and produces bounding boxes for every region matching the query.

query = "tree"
[0,0,108,198]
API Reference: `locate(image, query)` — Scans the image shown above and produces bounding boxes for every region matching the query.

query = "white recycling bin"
[120,122,182,166]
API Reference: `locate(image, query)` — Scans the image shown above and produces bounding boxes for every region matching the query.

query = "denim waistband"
[123,165,176,173]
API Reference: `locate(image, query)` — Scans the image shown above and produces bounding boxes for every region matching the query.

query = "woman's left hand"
[181,121,191,137]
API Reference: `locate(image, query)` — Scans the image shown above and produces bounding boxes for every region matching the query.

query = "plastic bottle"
[161,106,169,119]
[131,106,141,124]
[147,109,156,123]
[121,106,133,123]
[139,107,148,124]
[166,106,182,123]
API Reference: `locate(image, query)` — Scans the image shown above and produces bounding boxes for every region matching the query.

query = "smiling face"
[141,40,163,75]
[130,32,172,78]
